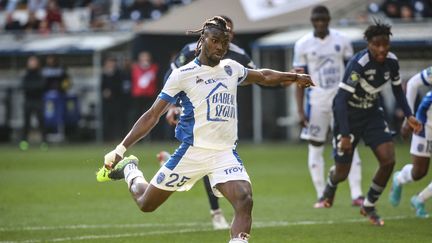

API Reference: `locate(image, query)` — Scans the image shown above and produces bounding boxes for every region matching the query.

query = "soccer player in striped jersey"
[320,22,422,226]
[389,67,432,218]
[160,16,255,230]
[293,5,364,208]
[100,16,313,243]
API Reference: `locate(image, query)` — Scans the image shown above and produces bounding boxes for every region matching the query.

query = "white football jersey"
[406,66,432,111]
[293,29,353,108]
[160,58,247,150]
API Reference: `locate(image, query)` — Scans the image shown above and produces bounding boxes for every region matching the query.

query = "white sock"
[363,197,375,207]
[124,163,145,188]
[308,144,325,198]
[418,182,432,203]
[348,148,363,199]
[397,164,414,185]
[229,239,248,243]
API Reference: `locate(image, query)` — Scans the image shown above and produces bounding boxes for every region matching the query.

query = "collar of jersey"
[194,58,218,69]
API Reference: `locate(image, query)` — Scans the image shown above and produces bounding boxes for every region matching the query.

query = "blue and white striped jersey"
[159,58,247,150]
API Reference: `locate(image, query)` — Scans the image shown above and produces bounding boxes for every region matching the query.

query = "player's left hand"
[104,144,126,169]
[407,116,422,134]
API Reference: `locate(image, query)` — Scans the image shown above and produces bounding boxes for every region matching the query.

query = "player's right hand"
[400,119,413,140]
[337,135,353,155]
[104,144,126,169]
[166,106,181,126]
[298,112,308,128]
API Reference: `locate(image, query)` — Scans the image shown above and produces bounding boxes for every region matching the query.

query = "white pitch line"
[0,215,414,243]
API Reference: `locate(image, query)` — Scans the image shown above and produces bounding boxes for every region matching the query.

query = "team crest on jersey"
[224,65,232,76]
[384,72,390,81]
[156,172,165,184]
[418,144,425,153]
[334,44,341,52]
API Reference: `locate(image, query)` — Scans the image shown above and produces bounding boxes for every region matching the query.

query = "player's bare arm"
[104,98,172,168]
[241,69,314,87]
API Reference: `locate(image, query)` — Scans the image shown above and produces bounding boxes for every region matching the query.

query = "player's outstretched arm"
[104,98,172,169]
[241,69,314,88]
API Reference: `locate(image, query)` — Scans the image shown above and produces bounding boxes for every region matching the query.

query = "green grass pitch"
[1,142,431,242]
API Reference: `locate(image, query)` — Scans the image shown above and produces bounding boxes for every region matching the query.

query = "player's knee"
[379,159,395,171]
[412,168,428,181]
[235,191,253,211]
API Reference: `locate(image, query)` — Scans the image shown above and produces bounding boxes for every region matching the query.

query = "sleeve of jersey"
[158,70,181,104]
[338,62,360,93]
[343,39,354,63]
[233,61,248,85]
[292,42,307,69]
[392,82,412,117]
[390,59,402,86]
[416,91,432,123]
[406,73,425,112]
[333,89,352,136]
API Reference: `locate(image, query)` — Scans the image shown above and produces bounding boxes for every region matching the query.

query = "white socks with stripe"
[123,162,146,189]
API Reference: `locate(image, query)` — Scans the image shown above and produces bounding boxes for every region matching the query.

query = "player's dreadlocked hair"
[364,20,392,41]
[186,16,231,56]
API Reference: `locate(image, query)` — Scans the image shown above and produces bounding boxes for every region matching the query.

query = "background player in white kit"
[98,16,313,243]
[294,5,364,208]
[389,66,432,218]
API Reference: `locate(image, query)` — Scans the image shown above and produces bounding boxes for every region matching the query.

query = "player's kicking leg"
[97,155,174,212]
[157,150,229,229]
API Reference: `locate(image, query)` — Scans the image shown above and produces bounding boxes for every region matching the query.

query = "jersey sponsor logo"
[365,69,376,81]
[180,66,197,72]
[156,172,166,184]
[206,83,236,122]
[224,65,233,76]
[316,57,340,89]
[348,71,360,86]
[224,166,244,175]
[196,76,204,84]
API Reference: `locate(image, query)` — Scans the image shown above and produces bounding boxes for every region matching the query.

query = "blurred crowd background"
[0,0,430,149]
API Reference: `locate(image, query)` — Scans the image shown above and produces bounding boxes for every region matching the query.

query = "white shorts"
[410,134,432,157]
[150,143,251,197]
[300,104,332,142]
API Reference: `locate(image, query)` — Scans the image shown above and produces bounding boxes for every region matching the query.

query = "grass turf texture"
[1,142,431,242]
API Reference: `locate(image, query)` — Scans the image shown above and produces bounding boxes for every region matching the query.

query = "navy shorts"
[332,107,393,163]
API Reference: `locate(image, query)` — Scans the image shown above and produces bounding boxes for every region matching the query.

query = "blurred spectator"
[88,0,111,30]
[400,3,414,20]
[28,0,47,12]
[41,55,71,93]
[23,11,41,33]
[127,0,153,21]
[381,0,401,18]
[4,12,23,32]
[20,55,47,150]
[150,0,169,19]
[101,56,129,141]
[130,51,160,132]
[43,0,65,32]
